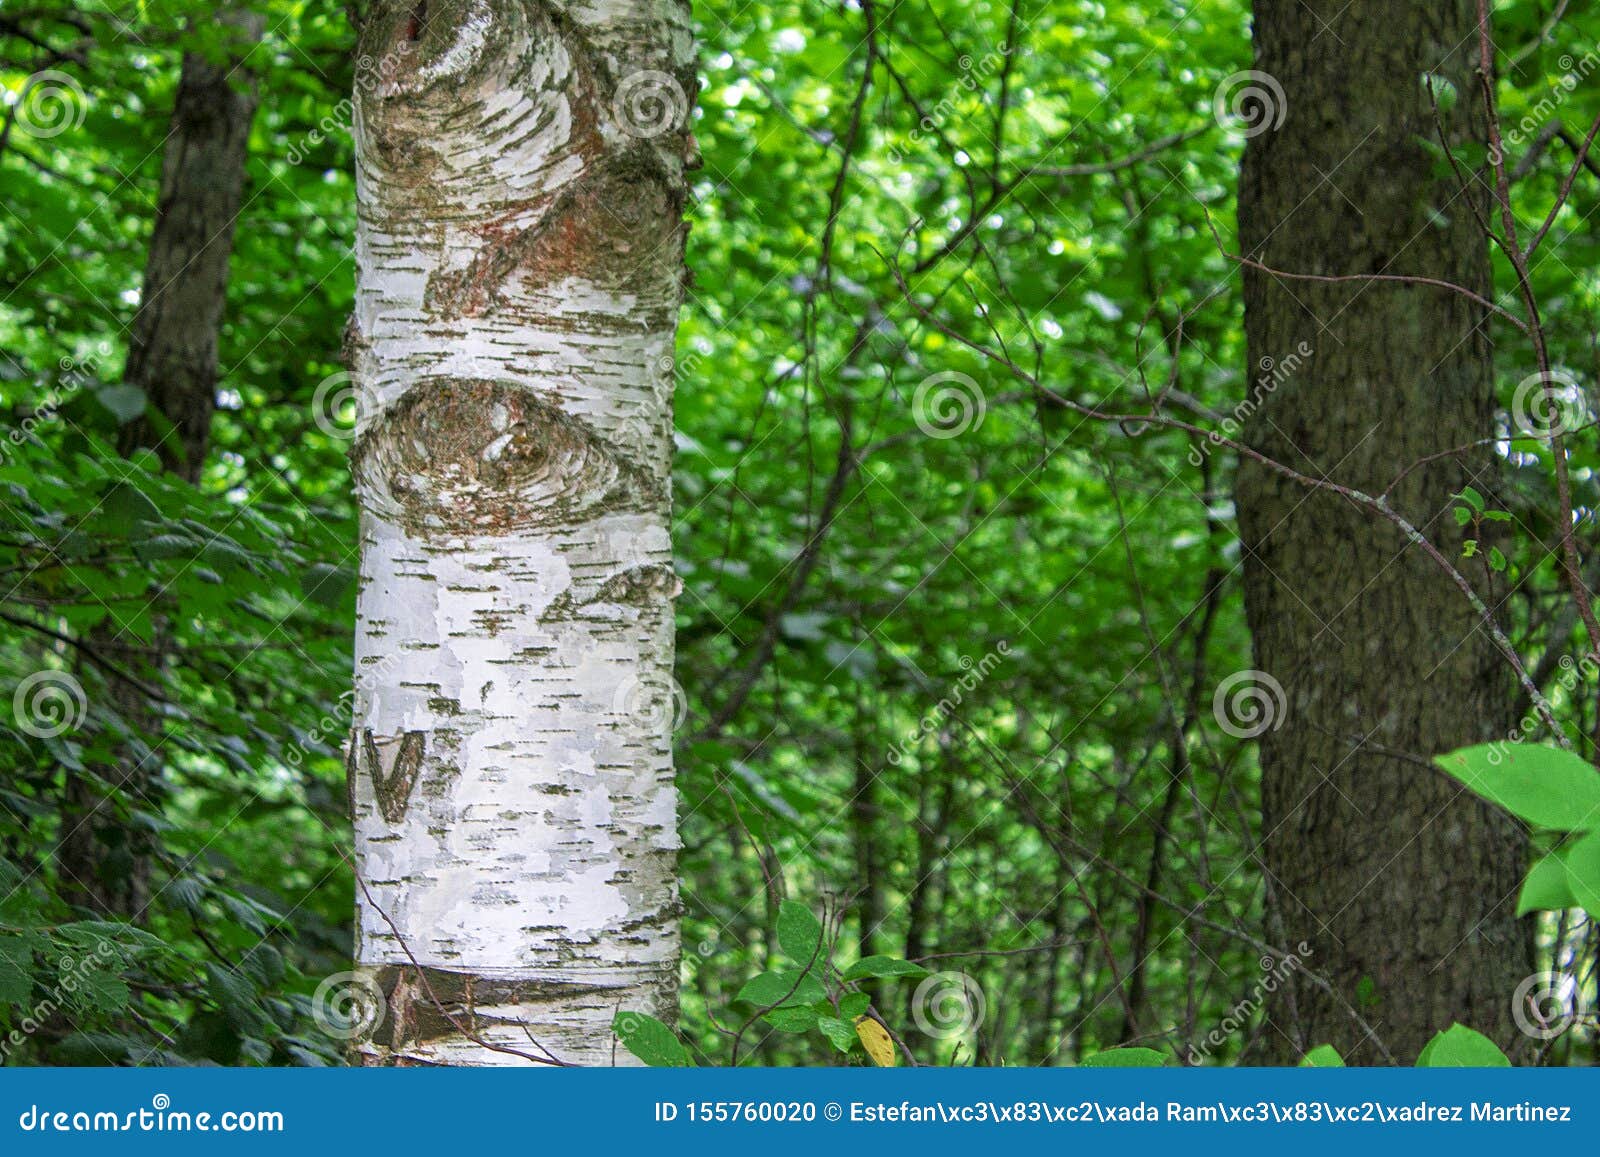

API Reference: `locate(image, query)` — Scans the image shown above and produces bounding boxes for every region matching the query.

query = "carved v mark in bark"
[347,729,426,823]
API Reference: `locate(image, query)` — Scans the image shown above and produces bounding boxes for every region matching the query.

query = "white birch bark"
[346,0,694,1066]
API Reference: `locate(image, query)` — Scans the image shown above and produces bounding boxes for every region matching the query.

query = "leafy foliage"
[5,0,1600,1067]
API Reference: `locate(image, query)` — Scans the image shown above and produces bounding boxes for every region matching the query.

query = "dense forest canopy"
[0,0,1597,1067]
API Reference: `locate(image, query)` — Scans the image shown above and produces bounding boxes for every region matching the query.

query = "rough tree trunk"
[58,13,262,917]
[1236,1,1529,1063]
[347,0,695,1066]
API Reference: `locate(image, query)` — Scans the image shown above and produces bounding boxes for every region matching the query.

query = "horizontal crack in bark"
[367,963,633,1052]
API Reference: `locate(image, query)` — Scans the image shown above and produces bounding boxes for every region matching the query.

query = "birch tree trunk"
[347,0,695,1066]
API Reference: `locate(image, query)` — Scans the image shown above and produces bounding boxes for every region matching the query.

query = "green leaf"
[841,955,929,982]
[1517,848,1578,914]
[1488,546,1507,572]
[1562,827,1600,916]
[0,934,40,1005]
[1452,506,1471,526]
[1434,743,1600,831]
[1081,1047,1168,1067]
[817,1015,858,1053]
[1456,486,1484,512]
[72,968,131,1015]
[99,482,160,527]
[1416,1024,1509,1067]
[1421,72,1458,113]
[777,900,823,965]
[300,562,354,608]
[762,1005,820,1033]
[1299,1044,1345,1067]
[838,992,871,1019]
[204,962,264,1032]
[612,1011,692,1066]
[736,968,826,1009]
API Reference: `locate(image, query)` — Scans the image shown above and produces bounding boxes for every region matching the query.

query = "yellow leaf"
[854,1014,898,1067]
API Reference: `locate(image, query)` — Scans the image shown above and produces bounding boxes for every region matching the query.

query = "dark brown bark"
[1236,1,1530,1064]
[853,694,885,960]
[118,16,262,480]
[58,16,261,917]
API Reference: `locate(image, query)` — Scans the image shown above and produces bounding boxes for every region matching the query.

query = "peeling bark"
[348,0,695,1066]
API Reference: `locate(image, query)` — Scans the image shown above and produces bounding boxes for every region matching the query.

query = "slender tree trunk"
[348,0,695,1066]
[1236,1,1528,1062]
[58,13,261,917]
[852,692,884,960]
